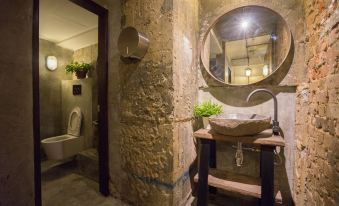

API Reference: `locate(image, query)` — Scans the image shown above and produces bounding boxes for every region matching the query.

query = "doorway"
[32,0,108,205]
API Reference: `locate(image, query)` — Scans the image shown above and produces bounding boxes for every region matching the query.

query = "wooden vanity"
[194,129,285,206]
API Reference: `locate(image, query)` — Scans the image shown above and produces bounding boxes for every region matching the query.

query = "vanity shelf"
[193,169,282,204]
[194,129,285,206]
[194,129,285,146]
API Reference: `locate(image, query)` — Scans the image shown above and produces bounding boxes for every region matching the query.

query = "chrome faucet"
[246,89,280,135]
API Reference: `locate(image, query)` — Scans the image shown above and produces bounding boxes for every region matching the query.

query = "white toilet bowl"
[42,107,84,160]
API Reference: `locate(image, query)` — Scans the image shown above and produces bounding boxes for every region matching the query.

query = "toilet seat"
[41,134,77,143]
[67,107,82,137]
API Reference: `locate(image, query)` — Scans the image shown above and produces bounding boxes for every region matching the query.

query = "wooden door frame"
[32,0,109,205]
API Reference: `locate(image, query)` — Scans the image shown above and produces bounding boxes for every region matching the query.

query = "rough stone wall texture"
[172,0,199,204]
[114,0,199,205]
[294,0,339,205]
[198,0,305,204]
[39,39,73,140]
[119,1,175,204]
[0,1,35,206]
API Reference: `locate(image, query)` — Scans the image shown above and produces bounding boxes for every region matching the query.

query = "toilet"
[41,107,84,160]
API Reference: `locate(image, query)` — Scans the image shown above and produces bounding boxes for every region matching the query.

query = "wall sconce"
[46,56,58,71]
[262,65,269,76]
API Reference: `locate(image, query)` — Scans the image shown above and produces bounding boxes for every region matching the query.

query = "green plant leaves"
[193,100,223,117]
[65,61,92,74]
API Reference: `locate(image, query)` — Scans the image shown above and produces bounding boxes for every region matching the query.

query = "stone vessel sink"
[209,113,271,136]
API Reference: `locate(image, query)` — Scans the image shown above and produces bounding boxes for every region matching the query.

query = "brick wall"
[294,0,338,205]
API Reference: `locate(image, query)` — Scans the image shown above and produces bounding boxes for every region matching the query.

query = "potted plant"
[65,61,92,79]
[194,100,222,129]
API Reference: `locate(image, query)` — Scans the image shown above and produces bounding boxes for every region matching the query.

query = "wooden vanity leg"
[209,140,217,194]
[260,145,275,206]
[197,139,210,206]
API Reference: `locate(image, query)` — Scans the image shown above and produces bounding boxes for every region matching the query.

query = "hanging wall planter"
[118,26,149,60]
[75,70,88,79]
[65,61,92,79]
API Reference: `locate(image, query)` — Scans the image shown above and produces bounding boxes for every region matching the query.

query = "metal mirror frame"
[200,5,292,86]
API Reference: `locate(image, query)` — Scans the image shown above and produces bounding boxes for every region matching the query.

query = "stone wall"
[294,0,339,205]
[119,1,175,204]
[109,0,199,205]
[39,39,73,140]
[0,1,35,205]
[172,0,199,204]
[198,0,305,204]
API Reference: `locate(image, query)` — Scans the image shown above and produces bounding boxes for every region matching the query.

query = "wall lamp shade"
[262,65,269,76]
[245,67,252,77]
[46,56,58,71]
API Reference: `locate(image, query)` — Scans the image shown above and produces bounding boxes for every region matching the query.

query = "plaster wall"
[198,0,305,204]
[0,1,35,205]
[73,43,98,128]
[39,39,73,140]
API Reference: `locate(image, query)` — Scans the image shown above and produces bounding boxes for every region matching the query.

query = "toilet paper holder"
[117,26,149,60]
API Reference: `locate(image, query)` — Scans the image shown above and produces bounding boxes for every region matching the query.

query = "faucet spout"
[246,89,280,135]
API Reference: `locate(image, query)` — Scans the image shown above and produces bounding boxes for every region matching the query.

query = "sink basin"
[209,113,271,136]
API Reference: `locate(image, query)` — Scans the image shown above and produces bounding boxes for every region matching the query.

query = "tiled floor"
[41,161,129,206]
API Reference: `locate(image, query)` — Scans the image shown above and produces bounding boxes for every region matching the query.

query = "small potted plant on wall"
[194,100,222,129]
[65,61,92,79]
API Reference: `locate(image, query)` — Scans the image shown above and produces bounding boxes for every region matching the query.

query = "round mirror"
[201,6,291,85]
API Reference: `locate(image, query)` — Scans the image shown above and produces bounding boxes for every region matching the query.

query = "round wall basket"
[118,27,149,60]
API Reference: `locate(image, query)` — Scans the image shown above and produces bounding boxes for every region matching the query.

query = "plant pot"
[75,70,88,79]
[202,117,211,129]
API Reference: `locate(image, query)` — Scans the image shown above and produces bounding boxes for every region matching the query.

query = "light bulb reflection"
[245,68,252,77]
[271,34,277,41]
[263,65,269,76]
[241,20,249,29]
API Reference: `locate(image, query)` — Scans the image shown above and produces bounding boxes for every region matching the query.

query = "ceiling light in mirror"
[241,20,249,29]
[262,65,269,76]
[201,6,291,85]
[245,68,252,77]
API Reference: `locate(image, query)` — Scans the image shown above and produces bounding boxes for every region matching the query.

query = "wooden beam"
[197,139,211,206]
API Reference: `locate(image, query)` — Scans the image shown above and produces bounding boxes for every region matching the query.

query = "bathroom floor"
[41,161,257,206]
[41,161,129,206]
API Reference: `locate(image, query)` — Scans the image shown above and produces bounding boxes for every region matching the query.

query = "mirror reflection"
[202,6,290,85]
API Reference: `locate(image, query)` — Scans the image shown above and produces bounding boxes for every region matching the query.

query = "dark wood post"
[209,141,217,194]
[260,145,275,206]
[197,139,211,206]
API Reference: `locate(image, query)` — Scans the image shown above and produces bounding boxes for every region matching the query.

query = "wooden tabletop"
[194,129,285,147]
